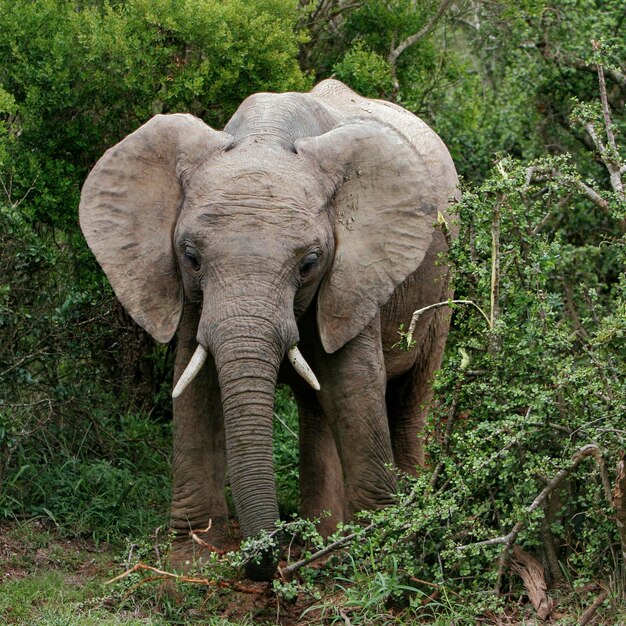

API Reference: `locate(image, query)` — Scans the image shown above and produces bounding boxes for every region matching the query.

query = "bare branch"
[529,208,556,237]
[571,175,611,211]
[593,45,619,155]
[489,199,501,350]
[105,562,257,593]
[405,300,492,348]
[273,412,298,440]
[0,174,38,209]
[586,44,626,202]
[106,562,208,585]
[388,0,455,64]
[584,121,608,159]
[579,589,609,626]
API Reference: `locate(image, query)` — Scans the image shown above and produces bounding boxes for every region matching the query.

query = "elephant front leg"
[169,305,229,570]
[316,317,397,519]
[295,388,345,536]
[386,322,448,473]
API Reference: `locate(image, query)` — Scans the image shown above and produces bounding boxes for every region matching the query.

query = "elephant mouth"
[172,343,320,398]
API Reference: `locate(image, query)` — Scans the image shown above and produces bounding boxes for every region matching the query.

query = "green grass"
[0,522,251,625]
[0,392,304,625]
[0,523,113,625]
[2,570,109,625]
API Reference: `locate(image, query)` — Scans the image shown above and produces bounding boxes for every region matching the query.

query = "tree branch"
[105,562,258,593]
[489,198,501,351]
[388,0,455,64]
[273,412,298,440]
[526,165,610,212]
[280,523,376,581]
[456,444,610,591]
[579,589,609,626]
[559,53,626,88]
[593,43,619,155]
[458,444,609,552]
[613,452,626,568]
[407,299,491,340]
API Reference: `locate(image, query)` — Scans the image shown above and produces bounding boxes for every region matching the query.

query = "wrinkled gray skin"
[79,80,458,580]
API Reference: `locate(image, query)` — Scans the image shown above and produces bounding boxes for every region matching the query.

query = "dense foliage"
[1,0,625,623]
[0,0,306,537]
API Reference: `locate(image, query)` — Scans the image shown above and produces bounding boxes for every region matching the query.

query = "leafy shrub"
[26,458,169,543]
[0,0,307,544]
[273,385,300,518]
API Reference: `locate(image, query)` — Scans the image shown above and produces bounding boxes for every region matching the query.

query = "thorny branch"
[456,444,615,592]
[280,523,376,581]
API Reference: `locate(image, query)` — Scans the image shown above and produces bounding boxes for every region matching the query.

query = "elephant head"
[79,82,452,578]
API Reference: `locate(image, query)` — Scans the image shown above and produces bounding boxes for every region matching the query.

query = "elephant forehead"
[176,197,334,262]
[185,147,333,207]
[183,174,331,220]
[185,205,326,231]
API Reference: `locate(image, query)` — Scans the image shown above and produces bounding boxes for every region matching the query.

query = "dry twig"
[404,299,491,349]
[105,562,257,593]
[578,589,609,626]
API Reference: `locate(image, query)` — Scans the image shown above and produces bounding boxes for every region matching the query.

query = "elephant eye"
[299,253,319,278]
[184,246,201,271]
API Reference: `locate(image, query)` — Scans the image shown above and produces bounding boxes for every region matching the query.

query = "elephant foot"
[245,549,279,582]
[167,515,234,573]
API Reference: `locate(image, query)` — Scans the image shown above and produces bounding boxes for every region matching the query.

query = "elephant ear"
[79,114,231,343]
[296,120,440,354]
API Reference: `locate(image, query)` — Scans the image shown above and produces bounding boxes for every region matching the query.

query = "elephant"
[79,79,458,581]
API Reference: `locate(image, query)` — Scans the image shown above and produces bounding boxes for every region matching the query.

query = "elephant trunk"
[207,317,284,581]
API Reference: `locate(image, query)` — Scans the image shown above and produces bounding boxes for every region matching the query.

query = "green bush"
[0,0,307,542]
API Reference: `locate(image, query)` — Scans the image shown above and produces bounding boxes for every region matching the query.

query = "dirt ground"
[2,520,623,625]
[0,520,327,625]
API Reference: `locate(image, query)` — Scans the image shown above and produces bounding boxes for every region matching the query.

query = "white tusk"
[288,346,321,391]
[172,344,208,399]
